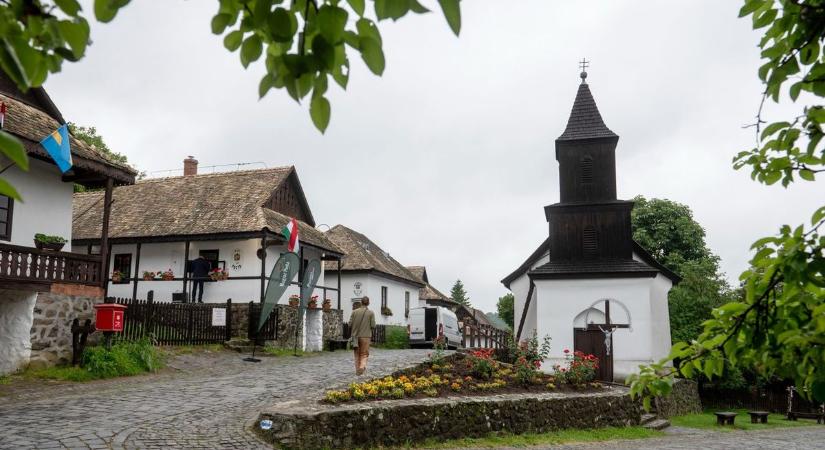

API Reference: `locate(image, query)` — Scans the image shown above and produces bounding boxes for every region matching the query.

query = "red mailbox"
[94,303,127,332]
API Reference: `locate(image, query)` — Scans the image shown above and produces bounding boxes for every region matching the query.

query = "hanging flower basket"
[142,271,155,281]
[209,268,228,281]
[322,298,332,311]
[307,295,319,309]
[288,295,300,307]
[161,269,174,281]
[111,270,124,283]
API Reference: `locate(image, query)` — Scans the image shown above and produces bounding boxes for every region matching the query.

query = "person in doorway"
[189,255,211,303]
[349,296,375,375]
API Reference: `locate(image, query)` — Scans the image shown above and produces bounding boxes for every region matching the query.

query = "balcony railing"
[0,243,102,286]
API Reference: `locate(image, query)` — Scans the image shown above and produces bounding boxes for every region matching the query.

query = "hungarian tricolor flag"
[281,217,300,254]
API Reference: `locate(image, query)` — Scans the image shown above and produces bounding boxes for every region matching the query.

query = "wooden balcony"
[0,243,102,288]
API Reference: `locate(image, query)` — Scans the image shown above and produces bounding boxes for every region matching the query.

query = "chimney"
[183,156,198,176]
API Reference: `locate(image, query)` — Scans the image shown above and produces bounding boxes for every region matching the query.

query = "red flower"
[563,349,570,354]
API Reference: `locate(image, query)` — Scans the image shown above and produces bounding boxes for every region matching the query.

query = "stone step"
[640,413,657,424]
[643,418,671,430]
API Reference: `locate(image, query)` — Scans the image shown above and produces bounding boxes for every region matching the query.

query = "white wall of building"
[532,271,671,380]
[0,289,37,375]
[510,251,549,341]
[94,239,334,304]
[338,272,420,326]
[3,159,73,251]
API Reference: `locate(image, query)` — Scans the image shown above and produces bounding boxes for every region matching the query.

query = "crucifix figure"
[585,299,630,357]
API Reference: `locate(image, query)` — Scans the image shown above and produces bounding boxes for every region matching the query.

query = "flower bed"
[324,345,603,404]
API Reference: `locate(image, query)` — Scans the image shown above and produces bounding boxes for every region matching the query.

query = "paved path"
[0,348,432,450]
[449,426,825,450]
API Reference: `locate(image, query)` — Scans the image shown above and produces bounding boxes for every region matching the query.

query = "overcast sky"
[47,1,822,314]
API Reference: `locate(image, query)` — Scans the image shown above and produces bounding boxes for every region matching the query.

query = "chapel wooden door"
[573,328,614,382]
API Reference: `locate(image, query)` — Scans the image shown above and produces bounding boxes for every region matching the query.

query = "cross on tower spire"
[579,58,589,83]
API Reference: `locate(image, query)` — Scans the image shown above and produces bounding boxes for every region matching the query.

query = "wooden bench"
[715,411,737,426]
[788,411,825,424]
[748,411,769,424]
[327,339,349,351]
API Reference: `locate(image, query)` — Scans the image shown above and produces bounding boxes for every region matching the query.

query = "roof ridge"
[138,166,293,183]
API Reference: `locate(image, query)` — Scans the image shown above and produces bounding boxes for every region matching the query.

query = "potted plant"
[209,267,228,281]
[33,233,66,252]
[112,270,124,283]
[322,298,332,311]
[381,306,393,316]
[307,295,319,309]
[142,271,154,281]
[288,294,300,307]
[161,269,174,281]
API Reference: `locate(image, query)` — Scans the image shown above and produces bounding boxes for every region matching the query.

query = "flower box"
[288,295,300,307]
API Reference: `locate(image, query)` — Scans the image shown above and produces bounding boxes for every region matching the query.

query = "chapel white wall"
[3,159,73,250]
[509,251,548,341]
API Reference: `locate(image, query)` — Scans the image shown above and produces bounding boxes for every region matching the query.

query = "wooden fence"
[246,301,279,344]
[110,296,234,345]
[342,323,387,345]
[462,323,510,349]
[699,384,824,414]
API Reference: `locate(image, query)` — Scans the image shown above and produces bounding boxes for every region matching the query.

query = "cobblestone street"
[0,348,432,450]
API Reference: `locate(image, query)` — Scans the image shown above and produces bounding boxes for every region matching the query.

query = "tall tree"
[496,293,515,329]
[450,279,470,307]
[0,0,463,199]
[631,0,825,409]
[631,196,736,343]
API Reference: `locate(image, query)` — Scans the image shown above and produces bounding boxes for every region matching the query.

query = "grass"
[0,374,11,385]
[166,344,226,355]
[375,326,409,350]
[261,346,310,357]
[400,427,662,449]
[22,366,96,382]
[671,409,819,431]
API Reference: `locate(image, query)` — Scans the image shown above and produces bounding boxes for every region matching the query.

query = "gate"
[574,328,613,382]
[246,301,279,344]
[111,295,232,345]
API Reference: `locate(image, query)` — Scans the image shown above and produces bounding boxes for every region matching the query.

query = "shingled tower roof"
[556,80,617,141]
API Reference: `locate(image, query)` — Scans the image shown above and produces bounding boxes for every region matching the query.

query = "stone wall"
[0,289,38,375]
[655,378,702,418]
[257,388,640,449]
[323,309,343,341]
[28,286,103,369]
[227,302,343,351]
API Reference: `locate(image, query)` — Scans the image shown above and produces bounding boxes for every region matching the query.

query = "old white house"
[72,161,344,305]
[502,71,680,382]
[0,74,136,374]
[324,225,423,326]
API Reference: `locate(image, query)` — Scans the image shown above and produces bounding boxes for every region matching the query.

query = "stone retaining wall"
[29,287,103,369]
[257,387,640,449]
[655,378,702,418]
[228,303,343,350]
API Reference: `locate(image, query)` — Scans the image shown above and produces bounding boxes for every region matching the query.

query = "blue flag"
[40,124,72,173]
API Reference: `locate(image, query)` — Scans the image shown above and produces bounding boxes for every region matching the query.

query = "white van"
[407,306,462,349]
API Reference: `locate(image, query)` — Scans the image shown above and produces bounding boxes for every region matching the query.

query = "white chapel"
[501,69,680,381]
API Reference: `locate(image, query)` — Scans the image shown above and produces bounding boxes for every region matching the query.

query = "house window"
[580,155,594,185]
[113,253,132,284]
[583,226,598,258]
[381,286,388,310]
[405,291,410,318]
[198,249,220,271]
[0,194,13,241]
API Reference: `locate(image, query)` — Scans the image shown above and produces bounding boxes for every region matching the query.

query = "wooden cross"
[585,300,630,331]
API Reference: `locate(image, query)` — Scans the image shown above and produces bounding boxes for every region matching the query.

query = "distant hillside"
[485,313,511,331]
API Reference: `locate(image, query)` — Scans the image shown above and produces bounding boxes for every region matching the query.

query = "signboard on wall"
[212,308,227,327]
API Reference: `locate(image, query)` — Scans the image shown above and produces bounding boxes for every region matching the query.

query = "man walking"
[189,255,211,303]
[349,296,375,375]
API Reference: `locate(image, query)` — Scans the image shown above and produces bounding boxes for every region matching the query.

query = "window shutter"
[583,226,598,258]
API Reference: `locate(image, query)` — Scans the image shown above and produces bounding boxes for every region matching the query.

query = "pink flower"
[563,349,570,354]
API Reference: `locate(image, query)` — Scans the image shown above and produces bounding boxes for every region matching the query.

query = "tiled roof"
[323,225,424,287]
[407,265,453,302]
[71,167,343,254]
[556,82,618,141]
[0,92,136,184]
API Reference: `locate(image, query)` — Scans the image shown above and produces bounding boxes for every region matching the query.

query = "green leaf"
[813,381,825,403]
[55,0,83,17]
[359,37,384,75]
[211,13,232,34]
[347,0,365,17]
[259,74,273,99]
[799,169,815,181]
[0,131,28,171]
[410,0,430,13]
[437,0,461,36]
[268,8,297,43]
[224,30,244,51]
[385,1,410,20]
[356,18,382,45]
[0,177,21,201]
[318,5,349,45]
[94,0,130,23]
[241,35,263,68]
[58,20,90,59]
[310,94,331,133]
[739,0,765,17]
[311,35,335,70]
[761,121,790,140]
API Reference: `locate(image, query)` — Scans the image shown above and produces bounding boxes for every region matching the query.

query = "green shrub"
[381,325,409,349]
[81,338,163,379]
